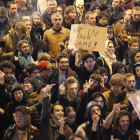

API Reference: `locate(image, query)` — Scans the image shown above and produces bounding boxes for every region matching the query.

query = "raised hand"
[112,103,123,113]
[92,114,100,124]
[0,70,5,85]
[83,80,90,93]
[43,84,56,97]
[135,129,140,140]
[59,82,65,95]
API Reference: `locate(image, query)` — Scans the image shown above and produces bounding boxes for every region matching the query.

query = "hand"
[135,129,140,140]
[127,36,131,40]
[100,77,105,88]
[15,56,18,61]
[0,107,4,115]
[43,84,56,97]
[112,103,123,113]
[71,47,79,56]
[58,42,64,48]
[92,114,100,124]
[0,70,5,85]
[59,82,65,95]
[59,117,66,127]
[83,80,90,93]
[111,135,114,140]
[41,22,46,31]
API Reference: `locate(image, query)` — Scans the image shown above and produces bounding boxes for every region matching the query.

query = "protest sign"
[129,91,140,119]
[68,24,107,52]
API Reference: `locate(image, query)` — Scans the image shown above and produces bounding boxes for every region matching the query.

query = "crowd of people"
[0,0,140,139]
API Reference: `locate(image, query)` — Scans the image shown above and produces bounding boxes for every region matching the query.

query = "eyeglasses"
[59,61,69,64]
[21,45,29,49]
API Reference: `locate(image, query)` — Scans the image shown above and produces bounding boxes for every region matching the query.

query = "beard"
[59,66,68,71]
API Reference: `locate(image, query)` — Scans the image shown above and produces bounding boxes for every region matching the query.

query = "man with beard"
[43,13,70,64]
[3,106,41,140]
[47,52,78,104]
[103,104,139,140]
[123,73,136,95]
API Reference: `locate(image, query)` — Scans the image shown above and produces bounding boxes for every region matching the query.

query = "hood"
[132,62,140,75]
[91,92,105,104]
[112,61,126,75]
[0,6,8,18]
[89,1,102,11]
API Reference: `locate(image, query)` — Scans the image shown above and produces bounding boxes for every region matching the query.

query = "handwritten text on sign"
[68,24,107,52]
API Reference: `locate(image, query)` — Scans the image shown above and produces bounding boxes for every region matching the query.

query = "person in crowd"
[112,61,126,75]
[14,0,34,20]
[96,40,116,76]
[38,60,52,84]
[96,11,109,27]
[31,12,46,40]
[42,0,57,29]
[21,18,32,32]
[0,61,16,108]
[37,0,48,14]
[75,101,103,140]
[7,1,20,27]
[132,62,140,90]
[63,5,78,30]
[123,73,136,95]
[1,22,31,61]
[106,26,125,61]
[23,77,39,103]
[3,106,41,140]
[0,6,11,37]
[113,9,132,37]
[121,6,140,44]
[29,83,46,130]
[37,53,51,63]
[68,134,84,140]
[103,74,129,115]
[121,0,134,10]
[84,11,96,26]
[47,52,78,104]
[103,105,139,140]
[43,13,70,64]
[57,4,66,16]
[41,84,73,140]
[69,52,98,89]
[105,0,125,25]
[89,1,102,17]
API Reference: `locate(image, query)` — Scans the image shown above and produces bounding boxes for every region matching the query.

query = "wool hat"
[0,6,8,18]
[38,60,52,72]
[37,83,46,94]
[14,106,30,115]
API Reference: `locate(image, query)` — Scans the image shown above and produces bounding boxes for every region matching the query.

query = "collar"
[50,26,65,35]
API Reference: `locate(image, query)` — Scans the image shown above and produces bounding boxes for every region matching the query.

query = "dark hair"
[56,52,69,63]
[63,36,70,44]
[82,54,95,62]
[7,1,16,8]
[26,63,40,74]
[65,106,76,116]
[68,134,84,140]
[114,109,132,129]
[0,61,15,72]
[97,11,109,19]
[128,38,139,47]
[90,73,102,82]
[37,83,46,94]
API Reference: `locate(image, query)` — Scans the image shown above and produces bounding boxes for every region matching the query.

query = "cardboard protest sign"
[129,91,140,119]
[68,24,107,52]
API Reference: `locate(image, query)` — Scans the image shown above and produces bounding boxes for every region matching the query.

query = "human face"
[129,42,139,49]
[125,10,132,21]
[57,7,63,15]
[2,67,12,83]
[118,115,129,134]
[48,1,57,13]
[52,16,63,29]
[124,76,135,92]
[66,111,76,125]
[42,68,52,78]
[107,31,113,39]
[117,67,125,75]
[107,42,115,55]
[33,15,41,25]
[84,57,95,72]
[58,58,69,71]
[132,10,140,22]
[64,40,72,54]
[66,83,78,100]
[91,106,101,117]
[86,14,96,26]
[68,10,76,20]
[14,0,22,9]
[23,81,34,93]
[51,105,64,120]
[14,90,23,102]
[92,6,100,14]
[101,73,108,83]
[89,78,99,90]
[37,87,45,104]
[20,43,29,55]
[94,96,104,109]
[98,17,108,26]
[112,0,120,10]
[14,111,28,128]
[134,52,140,63]
[110,84,122,96]
[9,4,17,16]
[0,16,6,23]
[24,21,32,31]
[135,66,140,78]
[15,30,24,39]
[30,69,40,79]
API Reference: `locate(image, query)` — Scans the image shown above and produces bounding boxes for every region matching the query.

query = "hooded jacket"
[89,1,102,11]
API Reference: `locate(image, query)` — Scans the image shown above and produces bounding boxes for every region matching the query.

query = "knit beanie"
[0,6,8,18]
[38,60,52,72]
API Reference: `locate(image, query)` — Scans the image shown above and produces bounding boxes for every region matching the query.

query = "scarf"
[100,50,116,75]
[18,51,32,69]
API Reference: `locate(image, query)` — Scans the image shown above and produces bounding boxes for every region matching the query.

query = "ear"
[128,45,131,49]
[27,72,30,77]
